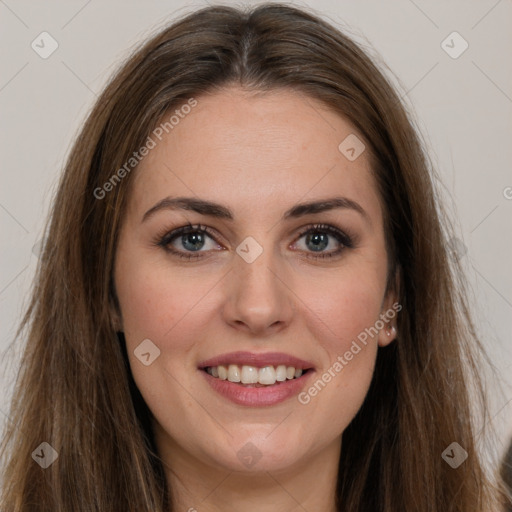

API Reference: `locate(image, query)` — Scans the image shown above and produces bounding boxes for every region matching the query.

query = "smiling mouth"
[203,364,312,387]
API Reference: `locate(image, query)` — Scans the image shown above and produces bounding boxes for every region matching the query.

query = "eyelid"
[156,223,224,248]
[154,222,356,260]
[293,223,355,248]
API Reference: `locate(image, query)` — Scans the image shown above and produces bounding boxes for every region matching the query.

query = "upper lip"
[198,351,315,370]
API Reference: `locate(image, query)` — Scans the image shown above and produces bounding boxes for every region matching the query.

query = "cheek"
[114,248,226,382]
[295,261,386,351]
[115,252,203,340]
[114,252,212,410]
[116,270,173,341]
[291,263,384,417]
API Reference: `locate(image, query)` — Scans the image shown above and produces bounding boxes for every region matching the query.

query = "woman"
[0,3,508,511]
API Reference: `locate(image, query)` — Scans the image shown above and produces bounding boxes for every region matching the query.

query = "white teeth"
[227,364,241,382]
[275,365,287,382]
[258,366,277,385]
[205,364,307,385]
[218,365,228,380]
[241,365,259,384]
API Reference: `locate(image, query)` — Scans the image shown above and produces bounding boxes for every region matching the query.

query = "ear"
[377,268,401,348]
[109,302,123,332]
[109,284,124,332]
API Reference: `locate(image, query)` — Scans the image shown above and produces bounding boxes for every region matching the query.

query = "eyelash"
[154,222,355,261]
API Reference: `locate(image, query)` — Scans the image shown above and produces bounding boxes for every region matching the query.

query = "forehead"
[127,87,383,226]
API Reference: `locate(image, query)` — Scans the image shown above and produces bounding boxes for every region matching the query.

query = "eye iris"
[182,232,205,251]
[306,232,329,252]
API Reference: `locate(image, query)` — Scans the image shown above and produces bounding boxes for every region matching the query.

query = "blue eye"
[293,223,354,259]
[156,222,353,261]
[156,223,221,260]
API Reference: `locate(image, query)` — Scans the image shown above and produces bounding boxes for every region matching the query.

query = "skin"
[113,86,398,512]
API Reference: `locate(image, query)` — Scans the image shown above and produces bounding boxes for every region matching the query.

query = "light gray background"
[1,0,511,469]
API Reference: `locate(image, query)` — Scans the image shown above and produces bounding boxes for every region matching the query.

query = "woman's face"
[114,87,398,474]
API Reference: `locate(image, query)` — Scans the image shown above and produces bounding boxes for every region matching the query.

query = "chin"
[196,429,309,473]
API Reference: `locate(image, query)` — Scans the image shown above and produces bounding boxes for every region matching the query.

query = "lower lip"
[200,369,314,406]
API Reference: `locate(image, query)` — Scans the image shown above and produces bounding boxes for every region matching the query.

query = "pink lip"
[197,351,315,370]
[200,369,315,407]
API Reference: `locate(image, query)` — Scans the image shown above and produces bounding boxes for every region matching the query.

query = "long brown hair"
[1,3,508,510]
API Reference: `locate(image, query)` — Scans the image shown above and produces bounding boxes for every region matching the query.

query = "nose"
[222,244,295,336]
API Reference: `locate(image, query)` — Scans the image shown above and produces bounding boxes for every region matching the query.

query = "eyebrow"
[142,196,371,225]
